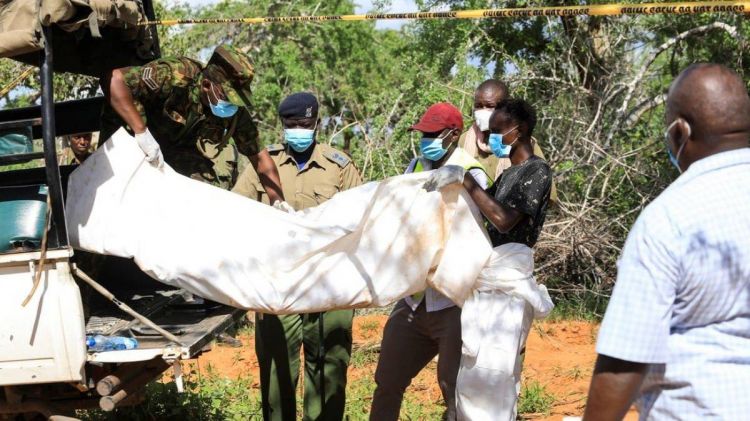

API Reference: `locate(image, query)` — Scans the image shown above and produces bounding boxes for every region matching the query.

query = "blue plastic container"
[86,335,139,352]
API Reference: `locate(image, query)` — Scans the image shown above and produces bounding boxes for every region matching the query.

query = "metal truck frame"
[0,7,244,420]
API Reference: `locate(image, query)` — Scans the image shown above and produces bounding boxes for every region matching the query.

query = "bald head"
[477,79,508,96]
[474,79,509,110]
[667,63,750,141]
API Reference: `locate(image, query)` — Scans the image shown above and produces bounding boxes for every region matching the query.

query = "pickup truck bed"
[81,255,245,363]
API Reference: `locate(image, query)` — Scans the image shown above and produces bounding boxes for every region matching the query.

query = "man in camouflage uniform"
[101,44,284,198]
[232,92,361,421]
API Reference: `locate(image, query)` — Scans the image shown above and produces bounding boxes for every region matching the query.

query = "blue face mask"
[664,120,688,173]
[488,126,519,158]
[210,100,239,118]
[208,82,239,118]
[420,131,454,161]
[284,128,316,152]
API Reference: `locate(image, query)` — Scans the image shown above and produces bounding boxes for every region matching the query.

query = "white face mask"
[474,108,493,132]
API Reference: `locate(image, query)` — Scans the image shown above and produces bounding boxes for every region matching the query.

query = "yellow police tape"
[141,1,750,26]
[0,67,35,98]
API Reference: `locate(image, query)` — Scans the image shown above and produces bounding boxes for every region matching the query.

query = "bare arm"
[462,174,525,233]
[250,149,284,203]
[107,68,147,134]
[583,355,648,421]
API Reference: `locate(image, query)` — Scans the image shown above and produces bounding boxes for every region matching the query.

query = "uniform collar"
[66,149,90,165]
[675,147,750,186]
[279,143,325,170]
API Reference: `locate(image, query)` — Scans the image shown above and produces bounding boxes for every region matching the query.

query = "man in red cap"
[370,102,492,421]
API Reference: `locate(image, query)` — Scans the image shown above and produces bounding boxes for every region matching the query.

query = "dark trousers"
[370,300,462,420]
[255,310,353,421]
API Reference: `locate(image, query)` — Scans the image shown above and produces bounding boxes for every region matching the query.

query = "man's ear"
[674,118,692,146]
[201,78,213,92]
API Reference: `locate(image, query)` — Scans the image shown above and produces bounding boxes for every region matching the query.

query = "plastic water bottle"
[86,335,138,351]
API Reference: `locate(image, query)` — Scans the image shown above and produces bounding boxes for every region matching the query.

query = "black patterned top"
[486,156,552,247]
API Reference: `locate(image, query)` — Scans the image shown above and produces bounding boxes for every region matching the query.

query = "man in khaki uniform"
[232,92,361,421]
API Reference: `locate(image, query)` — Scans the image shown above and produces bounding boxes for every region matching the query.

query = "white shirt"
[596,148,750,420]
[403,149,490,312]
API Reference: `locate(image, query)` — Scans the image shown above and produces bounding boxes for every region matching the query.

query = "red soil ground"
[188,314,637,420]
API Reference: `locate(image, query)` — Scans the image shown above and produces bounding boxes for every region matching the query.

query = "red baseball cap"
[409,102,464,133]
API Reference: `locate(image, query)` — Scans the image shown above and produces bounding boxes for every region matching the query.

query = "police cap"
[278,92,319,119]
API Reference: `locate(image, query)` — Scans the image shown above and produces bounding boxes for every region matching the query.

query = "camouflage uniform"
[232,142,362,421]
[100,46,258,189]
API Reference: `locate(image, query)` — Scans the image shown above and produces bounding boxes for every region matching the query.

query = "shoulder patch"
[266,144,284,153]
[141,67,159,91]
[322,147,350,168]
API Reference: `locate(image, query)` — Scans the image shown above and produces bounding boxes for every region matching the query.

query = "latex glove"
[423,165,466,192]
[134,129,164,168]
[273,200,297,214]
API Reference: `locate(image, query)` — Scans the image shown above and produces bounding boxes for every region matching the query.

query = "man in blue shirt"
[583,64,750,420]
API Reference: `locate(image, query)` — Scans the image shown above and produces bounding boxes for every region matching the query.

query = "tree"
[408,0,749,314]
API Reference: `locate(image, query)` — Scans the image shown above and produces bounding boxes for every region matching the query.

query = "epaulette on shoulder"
[163,57,202,80]
[322,146,351,168]
[267,144,284,153]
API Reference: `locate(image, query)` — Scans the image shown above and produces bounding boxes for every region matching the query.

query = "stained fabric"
[66,128,493,313]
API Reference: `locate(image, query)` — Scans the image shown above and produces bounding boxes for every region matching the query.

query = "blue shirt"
[596,148,750,420]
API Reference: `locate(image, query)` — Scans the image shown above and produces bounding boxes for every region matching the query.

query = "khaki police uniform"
[232,141,362,421]
[233,142,361,208]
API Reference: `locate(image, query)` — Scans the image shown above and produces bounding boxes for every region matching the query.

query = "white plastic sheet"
[66,128,494,313]
[457,243,554,421]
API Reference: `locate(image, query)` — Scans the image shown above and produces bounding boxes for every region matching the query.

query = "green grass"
[359,319,380,336]
[546,298,604,322]
[349,346,379,368]
[237,318,256,337]
[80,359,447,420]
[79,368,263,420]
[80,372,555,420]
[518,380,556,416]
[343,375,376,419]
[401,393,446,420]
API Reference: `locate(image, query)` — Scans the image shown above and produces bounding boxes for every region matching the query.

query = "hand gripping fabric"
[423,164,466,192]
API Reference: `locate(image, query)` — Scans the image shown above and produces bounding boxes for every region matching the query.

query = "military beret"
[278,92,319,119]
[206,45,254,108]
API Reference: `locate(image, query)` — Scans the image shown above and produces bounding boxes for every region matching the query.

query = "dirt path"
[189,314,635,420]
